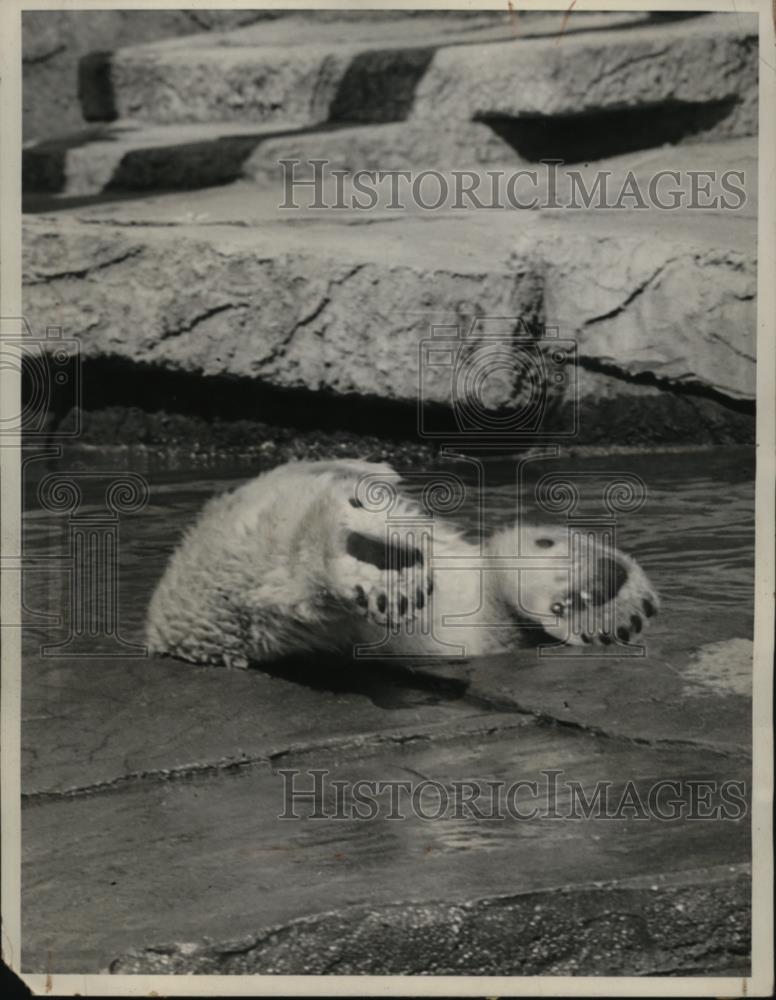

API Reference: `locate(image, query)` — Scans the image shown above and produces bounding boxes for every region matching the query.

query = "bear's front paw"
[331,517,433,628]
[352,572,433,627]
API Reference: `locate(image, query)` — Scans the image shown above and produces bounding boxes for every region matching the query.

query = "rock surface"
[23,141,757,438]
[23,119,518,196]
[21,11,758,448]
[411,14,757,133]
[91,13,756,137]
[111,866,751,975]
[22,9,281,141]
[23,719,750,974]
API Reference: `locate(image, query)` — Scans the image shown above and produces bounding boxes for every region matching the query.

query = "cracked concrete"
[22,721,751,974]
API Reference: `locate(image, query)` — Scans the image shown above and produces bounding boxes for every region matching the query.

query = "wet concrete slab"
[414,610,752,758]
[22,651,526,797]
[23,724,750,972]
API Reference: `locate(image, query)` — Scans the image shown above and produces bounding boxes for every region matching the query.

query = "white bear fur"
[146,459,658,666]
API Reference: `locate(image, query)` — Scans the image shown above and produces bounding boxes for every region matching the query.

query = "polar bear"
[146,459,658,667]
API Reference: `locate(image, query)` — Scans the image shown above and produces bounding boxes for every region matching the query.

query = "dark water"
[24,449,754,672]
[22,445,754,654]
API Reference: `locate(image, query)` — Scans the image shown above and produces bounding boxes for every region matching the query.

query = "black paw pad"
[589,556,629,605]
[416,588,425,609]
[617,626,630,643]
[355,585,368,608]
[630,614,642,633]
[397,594,408,616]
[377,593,387,613]
[642,598,656,618]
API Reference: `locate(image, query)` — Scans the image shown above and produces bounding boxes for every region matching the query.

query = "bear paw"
[549,549,659,647]
[352,576,433,627]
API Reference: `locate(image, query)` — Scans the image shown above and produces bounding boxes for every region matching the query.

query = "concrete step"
[23,119,517,196]
[79,12,756,138]
[24,109,758,199]
[22,141,756,444]
[25,14,757,198]
[23,120,285,197]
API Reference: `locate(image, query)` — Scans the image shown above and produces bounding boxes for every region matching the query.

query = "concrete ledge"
[22,153,756,438]
[23,121,282,196]
[23,120,517,196]
[412,14,757,132]
[87,13,755,134]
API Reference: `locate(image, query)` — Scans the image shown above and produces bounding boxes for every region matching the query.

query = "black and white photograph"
[1,0,774,994]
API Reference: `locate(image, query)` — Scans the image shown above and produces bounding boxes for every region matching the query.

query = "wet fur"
[147,459,658,666]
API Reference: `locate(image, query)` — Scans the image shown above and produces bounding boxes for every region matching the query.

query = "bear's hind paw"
[551,552,659,648]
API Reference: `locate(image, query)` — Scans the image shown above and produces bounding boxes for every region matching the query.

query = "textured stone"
[111,866,750,975]
[23,148,756,412]
[23,121,279,196]
[22,653,509,798]
[22,9,282,141]
[102,12,509,126]
[239,120,515,180]
[93,13,756,139]
[21,212,544,403]
[512,218,756,402]
[23,119,517,197]
[437,610,752,758]
[411,14,757,136]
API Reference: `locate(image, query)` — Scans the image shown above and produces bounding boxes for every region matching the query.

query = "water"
[21,445,755,661]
